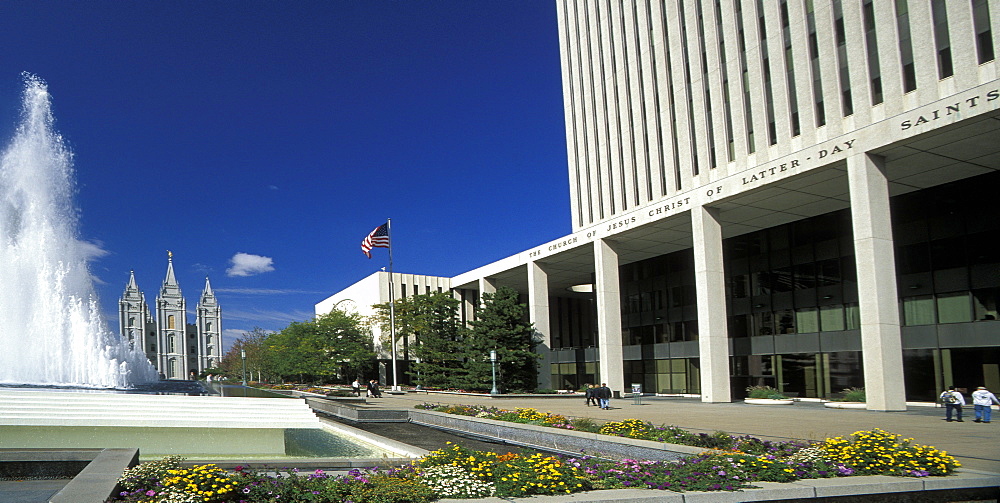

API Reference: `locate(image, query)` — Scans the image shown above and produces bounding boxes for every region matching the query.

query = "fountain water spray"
[0,74,157,388]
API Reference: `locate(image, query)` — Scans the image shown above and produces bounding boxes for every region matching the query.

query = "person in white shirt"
[939,386,965,422]
[971,386,1000,423]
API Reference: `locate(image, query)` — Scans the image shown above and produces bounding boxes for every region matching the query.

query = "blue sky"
[1,1,570,351]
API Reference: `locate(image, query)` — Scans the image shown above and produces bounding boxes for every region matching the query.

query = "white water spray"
[0,74,157,388]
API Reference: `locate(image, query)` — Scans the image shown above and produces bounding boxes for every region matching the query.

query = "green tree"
[462,286,539,392]
[374,293,468,389]
[217,327,272,382]
[235,308,377,384]
[313,309,377,381]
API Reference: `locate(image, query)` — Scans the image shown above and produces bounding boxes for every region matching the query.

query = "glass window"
[930,0,953,78]
[820,305,846,331]
[729,314,751,338]
[776,309,796,334]
[862,0,883,104]
[903,296,935,325]
[973,288,999,321]
[731,274,749,298]
[845,304,861,330]
[816,258,842,286]
[794,263,816,290]
[168,315,176,330]
[754,311,775,336]
[973,0,995,63]
[937,292,971,324]
[797,308,820,333]
[895,0,916,92]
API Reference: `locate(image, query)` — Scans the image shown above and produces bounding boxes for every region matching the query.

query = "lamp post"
[490,349,499,395]
[240,348,247,386]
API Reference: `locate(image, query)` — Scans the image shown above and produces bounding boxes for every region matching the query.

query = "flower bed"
[414,403,960,478]
[111,403,961,503]
[111,426,960,502]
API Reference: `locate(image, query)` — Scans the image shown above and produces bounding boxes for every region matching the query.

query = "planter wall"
[745,398,795,405]
[408,409,704,462]
[824,402,867,409]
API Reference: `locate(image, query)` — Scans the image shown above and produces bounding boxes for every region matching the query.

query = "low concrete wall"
[305,397,408,422]
[50,448,139,503]
[0,448,140,503]
[408,409,704,461]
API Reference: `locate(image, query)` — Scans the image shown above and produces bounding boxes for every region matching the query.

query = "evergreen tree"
[463,286,539,392]
[374,293,468,389]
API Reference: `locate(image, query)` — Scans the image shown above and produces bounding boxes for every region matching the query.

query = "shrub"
[837,387,866,402]
[568,417,600,432]
[746,385,787,399]
[345,475,436,503]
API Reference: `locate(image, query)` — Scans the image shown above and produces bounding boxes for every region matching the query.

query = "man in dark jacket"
[585,384,597,406]
[596,383,612,409]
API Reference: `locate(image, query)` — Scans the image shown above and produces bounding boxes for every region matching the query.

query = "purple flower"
[145,490,156,496]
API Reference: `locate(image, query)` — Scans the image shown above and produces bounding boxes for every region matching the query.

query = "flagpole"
[387,218,398,391]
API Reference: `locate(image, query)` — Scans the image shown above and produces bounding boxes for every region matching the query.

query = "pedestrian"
[596,383,612,409]
[971,386,1000,423]
[585,384,596,406]
[939,386,965,422]
[351,378,361,397]
[367,379,382,398]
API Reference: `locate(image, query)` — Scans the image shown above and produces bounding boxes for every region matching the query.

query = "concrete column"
[477,278,497,321]
[478,277,497,297]
[528,261,552,390]
[594,238,625,395]
[691,205,732,403]
[847,152,907,412]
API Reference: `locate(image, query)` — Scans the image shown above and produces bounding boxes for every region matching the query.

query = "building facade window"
[832,0,853,116]
[862,0,883,104]
[895,0,917,92]
[972,0,995,64]
[930,0,954,79]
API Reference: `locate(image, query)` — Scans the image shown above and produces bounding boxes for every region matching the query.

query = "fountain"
[0,74,158,388]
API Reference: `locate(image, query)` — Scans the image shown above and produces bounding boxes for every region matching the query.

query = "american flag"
[361,222,390,258]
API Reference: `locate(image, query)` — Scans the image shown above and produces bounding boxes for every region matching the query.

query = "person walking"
[585,384,597,406]
[971,386,1000,423]
[939,386,965,422]
[351,378,361,397]
[596,383,612,410]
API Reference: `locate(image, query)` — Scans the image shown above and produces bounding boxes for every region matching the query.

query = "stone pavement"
[360,392,1000,473]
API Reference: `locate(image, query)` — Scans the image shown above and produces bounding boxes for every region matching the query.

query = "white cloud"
[78,239,110,262]
[79,239,111,284]
[226,253,274,277]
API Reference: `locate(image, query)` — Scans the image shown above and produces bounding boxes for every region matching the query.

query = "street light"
[490,349,499,395]
[240,348,247,386]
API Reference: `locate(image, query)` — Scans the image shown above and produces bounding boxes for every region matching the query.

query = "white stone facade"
[322,1,1000,409]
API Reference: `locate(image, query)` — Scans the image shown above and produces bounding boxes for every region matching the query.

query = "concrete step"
[0,389,321,429]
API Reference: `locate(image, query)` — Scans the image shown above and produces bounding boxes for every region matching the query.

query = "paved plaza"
[361,392,1000,474]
